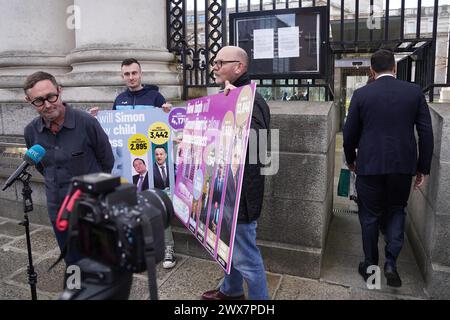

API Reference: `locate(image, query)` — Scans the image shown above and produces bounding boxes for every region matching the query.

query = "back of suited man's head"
[371,49,395,73]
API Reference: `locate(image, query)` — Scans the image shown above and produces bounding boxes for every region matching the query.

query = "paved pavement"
[0,133,429,300]
[0,212,428,300]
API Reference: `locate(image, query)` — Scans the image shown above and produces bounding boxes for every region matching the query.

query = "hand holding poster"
[173,83,256,273]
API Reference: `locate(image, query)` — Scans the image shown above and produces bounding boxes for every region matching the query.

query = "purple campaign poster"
[173,83,256,273]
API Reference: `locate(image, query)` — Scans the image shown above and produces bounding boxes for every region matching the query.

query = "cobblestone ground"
[0,213,427,300]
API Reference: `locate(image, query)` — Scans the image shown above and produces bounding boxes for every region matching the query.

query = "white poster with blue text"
[97,108,186,197]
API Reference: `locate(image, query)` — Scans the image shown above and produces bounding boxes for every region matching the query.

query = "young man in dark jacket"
[90,58,176,269]
[111,58,171,111]
[202,46,270,300]
[90,58,171,112]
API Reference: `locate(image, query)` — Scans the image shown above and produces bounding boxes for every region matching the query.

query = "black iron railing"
[167,0,445,102]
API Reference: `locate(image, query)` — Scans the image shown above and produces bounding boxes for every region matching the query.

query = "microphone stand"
[18,170,38,300]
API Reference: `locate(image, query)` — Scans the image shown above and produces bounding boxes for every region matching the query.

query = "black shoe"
[358,262,370,282]
[384,264,402,287]
[201,289,245,300]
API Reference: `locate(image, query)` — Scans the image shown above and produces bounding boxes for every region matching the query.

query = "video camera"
[58,173,173,300]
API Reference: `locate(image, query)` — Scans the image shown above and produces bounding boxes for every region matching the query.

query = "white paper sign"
[253,29,274,59]
[278,27,300,58]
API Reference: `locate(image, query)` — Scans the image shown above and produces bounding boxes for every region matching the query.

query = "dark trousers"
[49,205,82,266]
[356,174,412,268]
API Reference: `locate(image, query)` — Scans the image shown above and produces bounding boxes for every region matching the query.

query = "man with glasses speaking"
[23,71,114,264]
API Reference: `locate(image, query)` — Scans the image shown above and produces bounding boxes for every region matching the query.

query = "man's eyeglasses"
[30,93,59,107]
[212,60,241,68]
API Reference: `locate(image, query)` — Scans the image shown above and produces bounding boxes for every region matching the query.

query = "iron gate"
[167,0,446,102]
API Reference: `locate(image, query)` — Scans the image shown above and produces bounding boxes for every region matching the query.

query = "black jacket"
[132,172,149,191]
[24,105,114,221]
[232,73,270,223]
[221,167,238,243]
[153,162,170,190]
[112,84,166,110]
[343,76,433,175]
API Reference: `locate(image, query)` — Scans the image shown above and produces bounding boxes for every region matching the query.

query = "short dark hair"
[133,158,146,166]
[154,146,167,154]
[370,49,395,73]
[23,71,59,93]
[121,58,141,69]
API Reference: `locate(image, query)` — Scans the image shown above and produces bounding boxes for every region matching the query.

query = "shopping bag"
[337,168,350,197]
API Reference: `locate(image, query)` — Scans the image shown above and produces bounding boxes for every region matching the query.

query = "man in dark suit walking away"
[343,49,434,287]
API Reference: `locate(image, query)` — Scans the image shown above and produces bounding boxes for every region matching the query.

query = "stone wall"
[258,101,336,278]
[407,103,450,299]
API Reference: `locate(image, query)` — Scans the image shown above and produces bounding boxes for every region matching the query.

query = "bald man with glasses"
[202,46,270,300]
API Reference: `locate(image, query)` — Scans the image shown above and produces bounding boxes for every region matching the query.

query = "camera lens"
[139,189,174,228]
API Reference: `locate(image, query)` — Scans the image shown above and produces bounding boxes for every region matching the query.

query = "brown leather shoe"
[201,289,245,300]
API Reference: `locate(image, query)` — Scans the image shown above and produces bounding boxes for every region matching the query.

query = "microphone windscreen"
[24,144,46,165]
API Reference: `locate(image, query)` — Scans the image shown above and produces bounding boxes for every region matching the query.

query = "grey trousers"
[164,225,175,247]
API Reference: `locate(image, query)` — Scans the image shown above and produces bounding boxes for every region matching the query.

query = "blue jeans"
[164,225,175,247]
[220,221,269,300]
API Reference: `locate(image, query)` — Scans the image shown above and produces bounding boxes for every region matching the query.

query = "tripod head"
[60,258,133,300]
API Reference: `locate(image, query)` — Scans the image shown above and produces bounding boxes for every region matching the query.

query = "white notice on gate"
[278,26,300,58]
[253,29,274,59]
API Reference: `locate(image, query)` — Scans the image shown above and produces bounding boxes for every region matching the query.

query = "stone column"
[0,0,75,88]
[63,0,180,102]
[439,87,450,102]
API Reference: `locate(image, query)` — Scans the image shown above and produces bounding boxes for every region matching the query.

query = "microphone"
[2,144,46,191]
